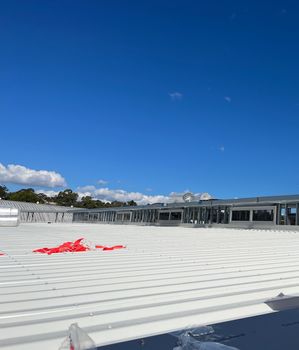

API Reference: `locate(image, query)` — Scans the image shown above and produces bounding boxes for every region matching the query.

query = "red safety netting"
[33,238,126,255]
[96,244,125,251]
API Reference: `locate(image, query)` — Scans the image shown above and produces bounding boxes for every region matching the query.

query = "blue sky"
[1,0,299,203]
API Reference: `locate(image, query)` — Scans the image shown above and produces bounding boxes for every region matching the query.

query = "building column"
[296,203,299,226]
[183,208,187,223]
[249,210,253,222]
[224,207,228,224]
[209,208,213,224]
[277,204,281,225]
[229,208,232,223]
[205,207,208,224]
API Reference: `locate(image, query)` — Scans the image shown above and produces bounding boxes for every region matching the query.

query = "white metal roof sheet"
[0,200,73,212]
[1,224,299,349]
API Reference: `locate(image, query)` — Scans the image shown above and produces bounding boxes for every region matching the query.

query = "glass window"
[123,213,131,221]
[170,212,182,220]
[252,209,273,221]
[159,212,170,220]
[116,213,122,221]
[232,210,250,221]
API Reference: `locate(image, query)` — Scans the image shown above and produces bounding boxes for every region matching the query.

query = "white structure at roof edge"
[1,223,299,349]
[181,192,213,203]
[0,200,73,223]
[0,207,19,227]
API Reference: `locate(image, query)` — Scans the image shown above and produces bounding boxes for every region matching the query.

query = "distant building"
[2,195,299,229]
[72,194,299,229]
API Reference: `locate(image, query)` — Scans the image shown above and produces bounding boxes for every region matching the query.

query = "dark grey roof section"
[70,194,299,213]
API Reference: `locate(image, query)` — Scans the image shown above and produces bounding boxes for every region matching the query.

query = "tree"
[94,200,106,208]
[1,185,137,208]
[109,200,125,207]
[0,185,9,200]
[79,196,99,209]
[36,192,53,204]
[54,189,78,207]
[127,200,137,206]
[9,188,43,203]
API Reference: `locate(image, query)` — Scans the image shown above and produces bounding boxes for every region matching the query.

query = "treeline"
[0,186,137,209]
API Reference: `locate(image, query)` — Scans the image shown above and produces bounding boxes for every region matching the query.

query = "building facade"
[72,194,299,229]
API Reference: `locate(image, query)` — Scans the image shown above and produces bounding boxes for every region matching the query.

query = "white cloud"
[36,189,60,197]
[224,96,231,103]
[0,163,66,188]
[167,191,187,203]
[76,186,173,205]
[36,186,213,205]
[97,179,108,185]
[169,92,183,101]
[75,186,212,205]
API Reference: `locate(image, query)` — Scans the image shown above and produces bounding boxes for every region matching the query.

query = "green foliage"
[0,186,138,208]
[0,185,9,199]
[78,196,105,209]
[110,200,125,207]
[36,192,52,203]
[8,188,44,203]
[54,189,78,207]
[127,200,137,206]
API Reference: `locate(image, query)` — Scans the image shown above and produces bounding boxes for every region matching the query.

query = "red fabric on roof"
[96,244,126,250]
[102,245,126,251]
[33,239,125,255]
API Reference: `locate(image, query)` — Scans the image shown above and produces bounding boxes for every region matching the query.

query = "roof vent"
[183,192,195,202]
[199,193,213,201]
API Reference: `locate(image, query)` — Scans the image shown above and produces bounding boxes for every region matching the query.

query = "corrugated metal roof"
[1,224,299,349]
[0,200,74,213]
